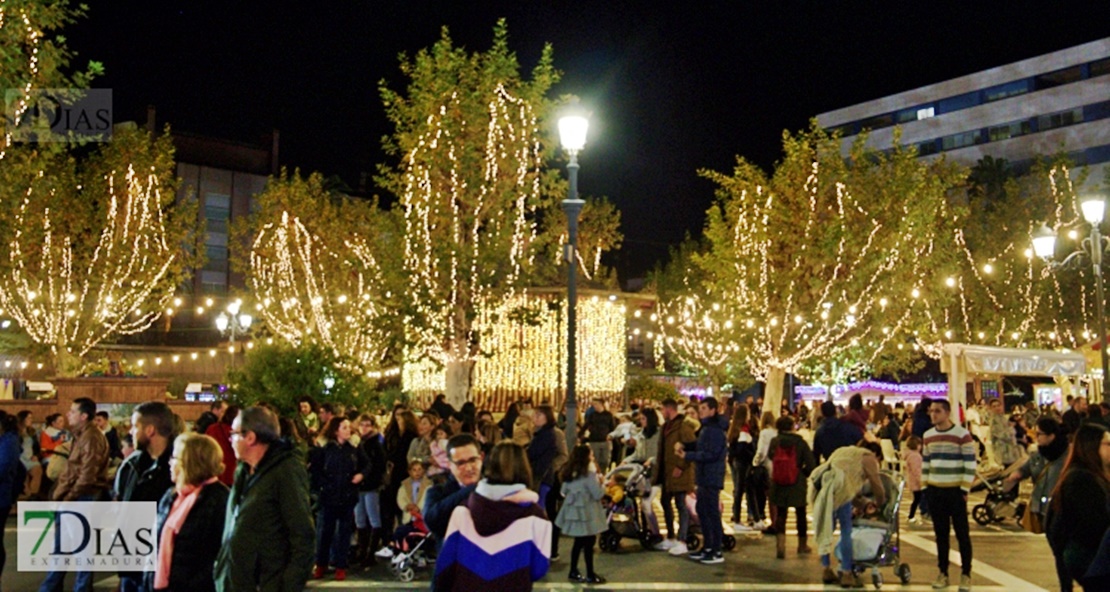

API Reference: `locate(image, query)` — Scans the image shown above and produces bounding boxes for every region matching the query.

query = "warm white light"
[227,300,241,315]
[205,298,214,307]
[1082,197,1105,224]
[911,288,920,299]
[173,297,183,307]
[337,294,348,304]
[239,314,253,329]
[215,313,230,332]
[1068,230,1079,240]
[1033,224,1056,259]
[983,263,993,274]
[945,277,956,287]
[558,115,589,153]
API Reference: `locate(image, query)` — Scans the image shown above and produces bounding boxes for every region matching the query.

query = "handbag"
[1021,463,1050,534]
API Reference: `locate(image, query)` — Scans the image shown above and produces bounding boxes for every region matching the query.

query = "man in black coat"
[114,401,178,592]
[1061,396,1088,438]
[813,401,864,463]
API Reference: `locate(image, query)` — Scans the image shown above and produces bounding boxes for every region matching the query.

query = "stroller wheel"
[722,535,736,551]
[685,533,702,552]
[896,563,911,584]
[601,532,621,552]
[971,504,992,526]
[398,567,415,582]
[872,572,883,589]
[639,532,660,550]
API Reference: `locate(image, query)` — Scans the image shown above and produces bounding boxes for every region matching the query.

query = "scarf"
[154,477,218,589]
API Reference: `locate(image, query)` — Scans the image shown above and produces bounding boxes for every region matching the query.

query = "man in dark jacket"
[584,398,617,471]
[215,407,314,592]
[424,433,484,592]
[95,411,123,460]
[676,397,729,565]
[1061,396,1088,438]
[430,393,456,425]
[114,402,177,592]
[813,401,864,463]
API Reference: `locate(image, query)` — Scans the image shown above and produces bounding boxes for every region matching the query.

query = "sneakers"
[654,539,676,551]
[822,567,838,584]
[699,552,724,565]
[312,566,326,579]
[732,522,755,532]
[932,572,949,589]
[667,542,689,556]
[959,574,972,592]
[375,546,395,559]
[909,516,922,525]
[334,569,346,581]
[686,550,708,561]
[585,574,608,584]
[568,570,585,582]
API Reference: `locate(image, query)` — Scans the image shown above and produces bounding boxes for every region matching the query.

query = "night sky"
[71,1,1110,281]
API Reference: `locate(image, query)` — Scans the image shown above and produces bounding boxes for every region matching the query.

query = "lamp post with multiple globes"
[1033,195,1108,400]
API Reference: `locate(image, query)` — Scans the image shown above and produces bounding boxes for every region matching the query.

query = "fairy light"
[0,160,181,364]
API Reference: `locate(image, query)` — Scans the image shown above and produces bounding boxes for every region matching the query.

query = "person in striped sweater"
[922,399,977,592]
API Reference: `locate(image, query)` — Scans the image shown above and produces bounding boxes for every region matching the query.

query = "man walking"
[214,407,314,592]
[922,400,977,592]
[39,397,110,592]
[113,402,178,592]
[676,396,728,565]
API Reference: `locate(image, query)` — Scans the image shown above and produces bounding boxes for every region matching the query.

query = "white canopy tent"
[940,343,1087,424]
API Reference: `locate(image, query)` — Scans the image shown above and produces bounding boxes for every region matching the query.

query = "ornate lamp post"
[559,114,588,449]
[215,299,253,368]
[1033,195,1108,401]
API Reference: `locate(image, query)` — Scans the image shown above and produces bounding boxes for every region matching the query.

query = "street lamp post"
[559,114,588,450]
[215,299,253,368]
[1033,195,1108,400]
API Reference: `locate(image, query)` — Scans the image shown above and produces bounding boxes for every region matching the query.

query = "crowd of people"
[3,389,1109,591]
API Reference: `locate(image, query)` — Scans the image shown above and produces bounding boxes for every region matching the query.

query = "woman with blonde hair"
[148,432,230,592]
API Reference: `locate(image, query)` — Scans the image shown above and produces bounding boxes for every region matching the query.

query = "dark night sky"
[71,1,1110,281]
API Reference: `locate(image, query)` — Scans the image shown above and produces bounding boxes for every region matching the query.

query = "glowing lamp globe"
[1081,197,1106,225]
[558,115,589,153]
[1032,225,1056,259]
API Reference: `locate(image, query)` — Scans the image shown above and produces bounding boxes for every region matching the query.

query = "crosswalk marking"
[899,532,1048,592]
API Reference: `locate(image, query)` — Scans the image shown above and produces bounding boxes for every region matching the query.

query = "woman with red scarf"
[147,433,230,592]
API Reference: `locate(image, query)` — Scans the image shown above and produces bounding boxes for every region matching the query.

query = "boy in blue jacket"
[676,396,729,565]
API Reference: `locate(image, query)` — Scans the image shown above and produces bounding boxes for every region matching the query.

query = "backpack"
[772,444,799,486]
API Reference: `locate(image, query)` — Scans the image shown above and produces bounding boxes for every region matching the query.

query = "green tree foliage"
[693,123,966,411]
[226,342,377,417]
[377,20,616,405]
[237,170,403,371]
[0,126,199,374]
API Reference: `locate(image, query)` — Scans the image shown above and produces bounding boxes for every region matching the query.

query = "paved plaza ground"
[3,483,1061,591]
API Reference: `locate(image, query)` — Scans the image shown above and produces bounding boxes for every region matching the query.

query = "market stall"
[941,343,1087,424]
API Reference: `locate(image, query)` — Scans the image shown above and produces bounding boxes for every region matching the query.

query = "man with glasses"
[922,400,977,592]
[214,407,314,592]
[424,434,483,553]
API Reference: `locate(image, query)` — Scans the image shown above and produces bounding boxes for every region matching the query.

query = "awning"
[941,344,1086,377]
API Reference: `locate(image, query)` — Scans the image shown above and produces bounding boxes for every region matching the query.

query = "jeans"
[40,495,97,592]
[588,441,612,473]
[354,491,382,529]
[661,490,690,540]
[695,486,723,554]
[729,459,749,522]
[821,502,855,572]
[316,505,356,569]
[928,487,972,576]
[643,486,661,535]
[118,575,147,592]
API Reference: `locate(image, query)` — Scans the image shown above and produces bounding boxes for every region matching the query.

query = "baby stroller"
[969,462,1027,526]
[598,461,663,552]
[837,470,911,589]
[388,526,433,582]
[682,489,738,552]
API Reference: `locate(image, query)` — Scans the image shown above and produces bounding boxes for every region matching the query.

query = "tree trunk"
[444,359,472,409]
[763,366,786,418]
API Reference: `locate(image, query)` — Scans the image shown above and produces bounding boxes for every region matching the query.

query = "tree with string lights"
[377,21,568,406]
[918,156,1102,353]
[693,124,966,412]
[0,127,200,374]
[243,171,403,372]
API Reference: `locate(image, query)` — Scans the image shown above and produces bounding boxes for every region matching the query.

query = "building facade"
[816,38,1110,174]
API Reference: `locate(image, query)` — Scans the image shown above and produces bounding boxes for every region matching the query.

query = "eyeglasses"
[450,456,480,468]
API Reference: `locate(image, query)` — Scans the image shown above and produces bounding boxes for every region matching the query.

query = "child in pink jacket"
[901,436,923,523]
